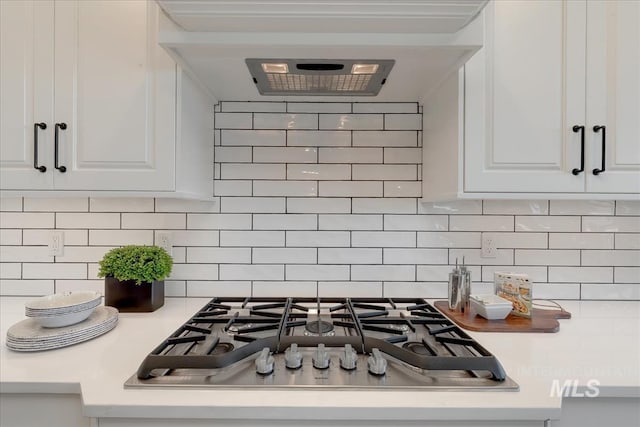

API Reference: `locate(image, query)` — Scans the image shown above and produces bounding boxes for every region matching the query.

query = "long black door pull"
[33,122,47,172]
[54,122,67,173]
[572,125,585,175]
[592,125,606,175]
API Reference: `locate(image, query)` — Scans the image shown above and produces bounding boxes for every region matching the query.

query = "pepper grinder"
[448,259,462,312]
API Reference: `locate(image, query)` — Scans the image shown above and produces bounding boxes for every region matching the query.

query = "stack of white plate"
[25,291,103,328]
[6,306,118,352]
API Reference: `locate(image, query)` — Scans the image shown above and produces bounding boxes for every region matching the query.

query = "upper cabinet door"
[52,0,176,191]
[585,0,640,194]
[464,0,587,193]
[0,1,54,189]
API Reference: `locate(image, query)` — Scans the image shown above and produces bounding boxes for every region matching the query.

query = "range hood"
[156,0,487,103]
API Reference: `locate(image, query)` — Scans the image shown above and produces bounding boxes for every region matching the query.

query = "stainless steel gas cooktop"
[125,297,518,391]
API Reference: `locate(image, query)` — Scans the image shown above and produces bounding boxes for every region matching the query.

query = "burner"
[402,341,431,356]
[226,324,252,335]
[304,320,334,335]
[210,342,234,355]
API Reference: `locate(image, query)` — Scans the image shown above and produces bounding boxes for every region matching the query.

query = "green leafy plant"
[98,245,173,285]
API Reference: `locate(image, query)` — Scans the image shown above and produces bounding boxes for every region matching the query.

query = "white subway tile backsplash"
[187,247,251,264]
[515,249,580,266]
[287,164,351,181]
[319,148,382,164]
[353,198,416,214]
[319,114,383,130]
[383,248,447,265]
[90,198,154,212]
[286,231,350,247]
[286,264,349,281]
[318,248,381,264]
[253,248,317,264]
[550,200,614,216]
[318,214,382,231]
[220,197,286,213]
[219,264,284,280]
[155,199,219,213]
[122,213,185,230]
[515,216,580,232]
[0,280,54,296]
[287,131,350,147]
[288,103,351,113]
[254,113,317,130]
[0,263,21,279]
[0,198,22,211]
[383,182,422,197]
[351,265,415,281]
[383,282,447,299]
[483,232,548,249]
[88,230,151,246]
[615,234,640,250]
[581,283,640,300]
[214,147,252,163]
[287,198,351,214]
[318,281,383,297]
[481,266,547,283]
[616,201,640,216]
[221,130,285,146]
[449,249,514,266]
[171,247,187,264]
[1,212,54,229]
[417,232,480,248]
[417,265,483,282]
[169,264,219,281]
[188,213,252,230]
[0,229,22,245]
[215,112,252,129]
[383,148,422,164]
[23,198,88,212]
[353,131,418,147]
[220,231,284,247]
[582,250,640,266]
[548,267,613,283]
[213,180,253,197]
[253,281,317,297]
[614,267,640,283]
[253,214,317,230]
[532,283,581,300]
[187,281,252,297]
[352,165,416,181]
[419,200,482,215]
[253,147,317,163]
[384,215,447,231]
[221,164,286,180]
[253,181,317,197]
[0,246,53,262]
[55,280,104,295]
[165,280,187,297]
[319,181,382,197]
[354,103,417,114]
[549,233,613,249]
[384,114,422,130]
[57,213,119,229]
[582,217,640,232]
[23,263,86,279]
[221,101,285,113]
[168,230,220,247]
[352,231,416,248]
[55,246,112,263]
[450,216,513,232]
[483,200,548,215]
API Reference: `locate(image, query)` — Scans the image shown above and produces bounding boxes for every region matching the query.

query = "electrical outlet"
[481,233,497,258]
[49,231,64,256]
[157,232,173,256]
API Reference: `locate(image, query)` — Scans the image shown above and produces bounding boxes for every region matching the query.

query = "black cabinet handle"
[593,125,606,175]
[54,122,67,173]
[571,125,585,175]
[33,122,47,172]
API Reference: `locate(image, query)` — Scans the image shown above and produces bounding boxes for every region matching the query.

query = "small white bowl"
[470,294,514,320]
[26,291,102,312]
[34,305,97,328]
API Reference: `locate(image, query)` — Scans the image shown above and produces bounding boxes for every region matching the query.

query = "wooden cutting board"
[433,301,571,333]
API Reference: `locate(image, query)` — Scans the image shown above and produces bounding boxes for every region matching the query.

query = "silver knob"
[312,343,330,369]
[340,344,357,370]
[367,348,387,376]
[255,347,274,375]
[284,343,302,369]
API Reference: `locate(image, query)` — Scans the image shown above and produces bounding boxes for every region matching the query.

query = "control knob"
[367,348,387,376]
[312,343,330,369]
[284,343,303,369]
[339,344,357,370]
[255,347,274,375]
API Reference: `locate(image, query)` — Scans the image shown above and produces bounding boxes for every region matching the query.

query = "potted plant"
[98,245,173,312]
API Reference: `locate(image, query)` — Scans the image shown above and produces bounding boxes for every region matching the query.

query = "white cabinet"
[423,0,640,201]
[0,1,213,198]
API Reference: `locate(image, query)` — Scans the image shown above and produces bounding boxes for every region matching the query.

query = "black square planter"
[104,276,164,312]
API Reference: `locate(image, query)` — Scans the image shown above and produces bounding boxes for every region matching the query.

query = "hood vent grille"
[246,59,394,96]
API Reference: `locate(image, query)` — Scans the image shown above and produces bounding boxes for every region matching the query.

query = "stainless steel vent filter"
[246,59,395,96]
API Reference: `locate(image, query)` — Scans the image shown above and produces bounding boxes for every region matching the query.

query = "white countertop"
[1,297,639,422]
